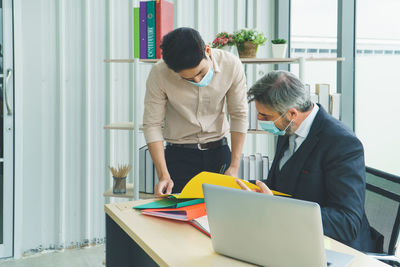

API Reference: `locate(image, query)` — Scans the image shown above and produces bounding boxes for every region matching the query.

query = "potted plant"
[233,29,267,58]
[211,32,235,52]
[271,38,287,58]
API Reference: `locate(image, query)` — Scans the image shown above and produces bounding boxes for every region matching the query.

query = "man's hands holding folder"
[155,177,174,197]
[235,179,273,195]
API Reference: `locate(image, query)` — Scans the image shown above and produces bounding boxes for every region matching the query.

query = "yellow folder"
[162,171,290,199]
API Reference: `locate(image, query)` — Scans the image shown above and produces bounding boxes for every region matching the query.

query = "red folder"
[141,203,206,221]
[155,0,174,59]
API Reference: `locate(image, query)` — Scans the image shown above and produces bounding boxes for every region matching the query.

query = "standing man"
[143,27,248,195]
[237,70,380,252]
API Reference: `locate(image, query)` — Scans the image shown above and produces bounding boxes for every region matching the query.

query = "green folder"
[133,198,204,210]
[133,7,140,59]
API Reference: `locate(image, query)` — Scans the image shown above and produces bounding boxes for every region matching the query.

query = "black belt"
[167,137,228,151]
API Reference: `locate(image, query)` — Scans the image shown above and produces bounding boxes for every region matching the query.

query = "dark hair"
[160,27,206,72]
[248,70,312,114]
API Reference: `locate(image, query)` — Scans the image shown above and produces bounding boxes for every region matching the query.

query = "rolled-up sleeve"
[226,58,248,133]
[143,67,167,144]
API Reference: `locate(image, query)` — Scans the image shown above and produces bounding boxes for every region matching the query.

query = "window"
[355,0,400,175]
[290,0,338,92]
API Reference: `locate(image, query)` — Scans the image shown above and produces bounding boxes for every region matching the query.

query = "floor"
[0,245,105,267]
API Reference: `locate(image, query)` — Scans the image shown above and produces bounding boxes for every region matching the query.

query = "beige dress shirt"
[143,49,248,144]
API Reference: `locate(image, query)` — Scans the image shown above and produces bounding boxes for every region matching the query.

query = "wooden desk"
[105,199,388,267]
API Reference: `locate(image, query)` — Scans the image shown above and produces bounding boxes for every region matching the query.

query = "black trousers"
[165,144,231,193]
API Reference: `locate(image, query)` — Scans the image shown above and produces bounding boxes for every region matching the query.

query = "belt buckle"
[197,143,208,151]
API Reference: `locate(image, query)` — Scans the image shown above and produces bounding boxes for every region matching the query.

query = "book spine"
[133,7,140,59]
[140,2,147,59]
[139,146,147,192]
[146,1,156,59]
[155,0,174,59]
[315,84,330,111]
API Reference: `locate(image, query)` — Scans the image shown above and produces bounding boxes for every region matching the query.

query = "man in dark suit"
[237,70,380,252]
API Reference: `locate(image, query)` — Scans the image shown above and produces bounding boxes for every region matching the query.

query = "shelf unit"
[104,57,344,200]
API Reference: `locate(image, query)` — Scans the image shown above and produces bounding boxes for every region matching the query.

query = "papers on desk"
[189,215,210,237]
[161,171,290,199]
[142,203,206,221]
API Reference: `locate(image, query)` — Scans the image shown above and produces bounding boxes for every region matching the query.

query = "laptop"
[202,184,355,267]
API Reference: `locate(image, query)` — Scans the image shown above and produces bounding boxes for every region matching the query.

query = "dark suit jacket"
[266,105,377,252]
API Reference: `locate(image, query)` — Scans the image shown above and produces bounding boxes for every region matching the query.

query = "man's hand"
[154,178,174,197]
[235,179,273,195]
[224,165,239,177]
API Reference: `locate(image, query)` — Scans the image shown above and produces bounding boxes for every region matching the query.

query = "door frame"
[0,0,14,259]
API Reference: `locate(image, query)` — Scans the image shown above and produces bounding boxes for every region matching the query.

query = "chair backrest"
[365,166,400,255]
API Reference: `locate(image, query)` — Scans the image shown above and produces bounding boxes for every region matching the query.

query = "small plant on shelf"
[271,38,288,58]
[271,38,287,44]
[211,32,235,49]
[233,29,267,58]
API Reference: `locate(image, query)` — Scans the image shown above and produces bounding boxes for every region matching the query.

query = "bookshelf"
[104,56,344,200]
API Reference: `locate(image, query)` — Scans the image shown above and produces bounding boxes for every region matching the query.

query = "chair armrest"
[366,253,400,263]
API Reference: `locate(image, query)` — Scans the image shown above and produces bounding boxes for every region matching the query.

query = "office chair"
[364,166,400,266]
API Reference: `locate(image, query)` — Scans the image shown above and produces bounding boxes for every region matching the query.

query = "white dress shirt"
[279,103,319,170]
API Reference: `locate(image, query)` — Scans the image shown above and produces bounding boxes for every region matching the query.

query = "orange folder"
[141,203,207,221]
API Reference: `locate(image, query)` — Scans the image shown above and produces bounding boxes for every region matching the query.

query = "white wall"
[13,0,274,257]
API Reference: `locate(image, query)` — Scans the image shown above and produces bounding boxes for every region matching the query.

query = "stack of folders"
[133,0,174,59]
[139,145,159,194]
[307,83,341,120]
[133,172,290,237]
[238,153,271,181]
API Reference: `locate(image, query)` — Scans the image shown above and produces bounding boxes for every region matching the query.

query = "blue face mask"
[189,63,214,87]
[259,113,293,136]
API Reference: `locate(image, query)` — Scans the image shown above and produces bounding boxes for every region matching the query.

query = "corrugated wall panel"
[13,0,274,256]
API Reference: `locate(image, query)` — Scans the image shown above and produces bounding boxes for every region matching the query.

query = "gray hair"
[248,70,312,114]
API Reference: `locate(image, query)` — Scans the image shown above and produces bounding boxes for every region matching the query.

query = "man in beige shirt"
[143,27,248,195]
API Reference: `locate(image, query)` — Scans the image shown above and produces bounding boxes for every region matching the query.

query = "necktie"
[279,134,297,170]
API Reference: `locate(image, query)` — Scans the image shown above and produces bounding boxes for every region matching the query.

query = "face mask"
[259,113,293,136]
[189,59,214,87]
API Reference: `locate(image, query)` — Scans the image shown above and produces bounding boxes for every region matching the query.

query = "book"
[238,154,244,180]
[155,0,174,59]
[133,7,140,58]
[262,155,269,180]
[133,198,204,210]
[249,155,256,180]
[145,147,154,193]
[146,0,156,59]
[139,145,147,192]
[329,93,341,120]
[139,1,147,59]
[255,153,263,180]
[161,171,290,199]
[243,156,250,181]
[189,215,210,237]
[142,203,207,221]
[315,84,330,111]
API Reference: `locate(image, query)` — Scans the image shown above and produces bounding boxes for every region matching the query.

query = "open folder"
[161,171,290,199]
[141,203,207,221]
[133,198,204,210]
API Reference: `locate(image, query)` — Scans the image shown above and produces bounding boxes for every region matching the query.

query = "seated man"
[237,70,380,252]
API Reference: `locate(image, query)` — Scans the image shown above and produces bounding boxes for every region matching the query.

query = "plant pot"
[236,41,258,58]
[113,176,127,194]
[271,43,287,58]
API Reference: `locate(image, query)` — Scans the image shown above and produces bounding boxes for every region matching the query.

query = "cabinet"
[103,56,344,200]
